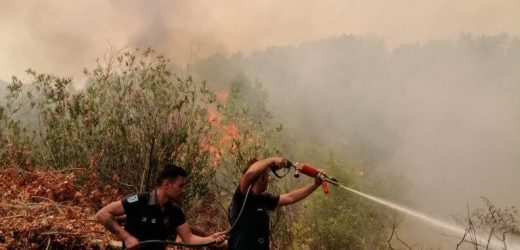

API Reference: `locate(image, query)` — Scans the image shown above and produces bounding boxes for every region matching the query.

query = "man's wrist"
[121,232,132,241]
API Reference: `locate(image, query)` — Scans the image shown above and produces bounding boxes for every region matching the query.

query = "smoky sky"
[1,0,520,81]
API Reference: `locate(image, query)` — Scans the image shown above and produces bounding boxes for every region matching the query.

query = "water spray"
[273,161,516,249]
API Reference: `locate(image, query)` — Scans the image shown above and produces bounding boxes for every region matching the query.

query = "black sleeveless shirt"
[228,187,279,250]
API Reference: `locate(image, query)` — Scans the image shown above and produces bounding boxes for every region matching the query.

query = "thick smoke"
[1,0,519,81]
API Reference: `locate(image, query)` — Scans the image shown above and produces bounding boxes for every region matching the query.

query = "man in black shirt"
[228,157,324,250]
[96,164,227,250]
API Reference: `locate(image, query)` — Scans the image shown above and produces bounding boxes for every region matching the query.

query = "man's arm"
[278,183,319,207]
[96,201,139,249]
[240,157,285,193]
[176,223,227,245]
[278,173,325,207]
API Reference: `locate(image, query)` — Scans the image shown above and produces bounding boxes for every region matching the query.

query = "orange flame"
[222,124,240,141]
[217,90,229,102]
[201,105,243,167]
[208,110,220,123]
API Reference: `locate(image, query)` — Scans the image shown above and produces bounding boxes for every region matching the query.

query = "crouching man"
[96,164,227,250]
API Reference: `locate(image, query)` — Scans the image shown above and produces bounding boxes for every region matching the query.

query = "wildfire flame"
[207,110,220,123]
[200,96,243,167]
[217,90,229,103]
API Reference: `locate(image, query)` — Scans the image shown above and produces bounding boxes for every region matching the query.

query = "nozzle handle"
[322,182,329,194]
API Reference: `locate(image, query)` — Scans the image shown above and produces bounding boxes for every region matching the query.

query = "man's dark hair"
[155,163,187,187]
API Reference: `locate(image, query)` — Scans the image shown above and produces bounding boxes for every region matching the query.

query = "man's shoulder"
[122,192,149,207]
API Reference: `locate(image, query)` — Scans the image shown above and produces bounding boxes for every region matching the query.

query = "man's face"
[165,176,186,201]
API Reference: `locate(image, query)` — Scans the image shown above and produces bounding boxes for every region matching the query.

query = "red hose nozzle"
[297,164,330,194]
[298,164,321,177]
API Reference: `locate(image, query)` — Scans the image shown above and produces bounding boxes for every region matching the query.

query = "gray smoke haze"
[1,0,520,80]
[2,1,520,246]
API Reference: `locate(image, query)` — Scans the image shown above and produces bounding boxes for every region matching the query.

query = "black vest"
[121,191,186,250]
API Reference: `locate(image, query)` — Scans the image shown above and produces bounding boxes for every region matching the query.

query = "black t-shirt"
[121,191,186,250]
[228,187,280,250]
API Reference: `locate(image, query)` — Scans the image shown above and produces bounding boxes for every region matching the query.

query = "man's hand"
[123,235,139,250]
[210,231,228,244]
[315,173,325,186]
[271,157,290,170]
